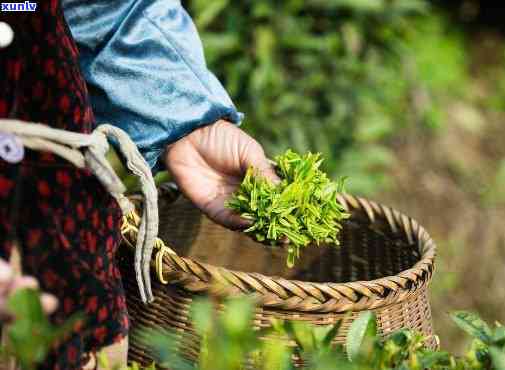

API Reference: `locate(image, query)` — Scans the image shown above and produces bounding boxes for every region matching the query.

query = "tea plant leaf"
[283,321,315,352]
[419,351,451,368]
[319,321,343,349]
[221,296,255,336]
[256,337,292,370]
[451,311,493,344]
[141,328,196,370]
[194,0,229,29]
[464,338,490,368]
[489,347,505,370]
[346,311,377,362]
[190,298,214,335]
[493,327,505,346]
[3,288,81,370]
[96,352,110,369]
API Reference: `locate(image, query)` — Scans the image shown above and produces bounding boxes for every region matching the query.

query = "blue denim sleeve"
[62,0,243,172]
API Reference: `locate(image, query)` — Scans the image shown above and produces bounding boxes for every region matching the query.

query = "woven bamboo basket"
[118,183,437,367]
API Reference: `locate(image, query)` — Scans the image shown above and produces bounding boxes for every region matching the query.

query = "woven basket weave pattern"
[119,189,436,367]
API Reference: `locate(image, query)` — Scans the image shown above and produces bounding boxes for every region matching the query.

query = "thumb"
[241,142,281,185]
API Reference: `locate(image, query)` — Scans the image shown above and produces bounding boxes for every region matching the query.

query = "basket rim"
[123,191,436,313]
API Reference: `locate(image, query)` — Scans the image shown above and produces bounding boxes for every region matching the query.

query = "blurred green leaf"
[221,296,255,336]
[310,0,384,12]
[451,311,493,344]
[194,0,229,29]
[490,347,505,370]
[4,289,81,370]
[346,311,377,361]
[190,298,215,335]
[493,327,505,346]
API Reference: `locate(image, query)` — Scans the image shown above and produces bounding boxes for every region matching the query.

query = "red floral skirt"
[0,1,129,369]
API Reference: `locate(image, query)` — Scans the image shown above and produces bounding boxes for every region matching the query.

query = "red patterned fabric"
[0,1,129,369]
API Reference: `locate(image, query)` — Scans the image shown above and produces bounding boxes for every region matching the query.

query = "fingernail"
[228,217,253,231]
[266,168,282,185]
[41,293,59,314]
[241,218,253,226]
[0,263,13,283]
[236,219,253,231]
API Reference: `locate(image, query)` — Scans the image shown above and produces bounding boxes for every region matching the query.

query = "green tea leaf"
[314,321,343,349]
[221,297,255,336]
[4,289,80,370]
[493,327,505,346]
[346,311,377,362]
[190,298,215,335]
[419,351,451,368]
[489,346,505,370]
[451,311,493,344]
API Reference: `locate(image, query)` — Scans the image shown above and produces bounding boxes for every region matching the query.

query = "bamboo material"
[119,185,436,367]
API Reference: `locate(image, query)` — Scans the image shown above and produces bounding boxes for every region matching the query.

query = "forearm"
[62,0,243,172]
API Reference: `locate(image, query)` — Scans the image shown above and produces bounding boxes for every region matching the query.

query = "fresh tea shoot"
[226,150,349,267]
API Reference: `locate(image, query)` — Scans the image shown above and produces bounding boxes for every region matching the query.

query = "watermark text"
[1,2,37,12]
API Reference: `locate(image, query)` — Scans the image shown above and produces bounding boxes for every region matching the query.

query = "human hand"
[165,120,280,230]
[0,258,58,321]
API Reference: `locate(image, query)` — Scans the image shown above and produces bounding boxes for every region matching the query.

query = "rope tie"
[0,119,157,304]
[121,210,176,285]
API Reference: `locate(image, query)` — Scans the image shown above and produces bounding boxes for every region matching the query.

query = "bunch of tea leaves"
[226,150,349,267]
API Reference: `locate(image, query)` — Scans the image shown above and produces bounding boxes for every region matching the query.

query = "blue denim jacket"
[62,0,243,172]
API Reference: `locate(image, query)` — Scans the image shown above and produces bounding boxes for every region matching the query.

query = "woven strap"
[0,119,158,304]
[121,192,436,313]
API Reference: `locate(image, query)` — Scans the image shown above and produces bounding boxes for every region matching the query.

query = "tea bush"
[4,289,505,369]
[142,296,505,370]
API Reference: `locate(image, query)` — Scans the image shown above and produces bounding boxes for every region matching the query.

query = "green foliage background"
[182,0,505,353]
[184,0,467,195]
[144,297,505,370]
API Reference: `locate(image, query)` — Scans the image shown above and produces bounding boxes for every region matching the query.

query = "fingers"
[10,275,39,291]
[224,213,253,230]
[207,202,253,231]
[0,258,15,320]
[8,276,58,315]
[0,258,14,296]
[201,193,253,230]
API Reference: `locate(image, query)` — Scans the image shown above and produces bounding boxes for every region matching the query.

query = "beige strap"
[0,119,157,303]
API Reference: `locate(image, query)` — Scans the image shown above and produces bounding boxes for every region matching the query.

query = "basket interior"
[156,194,422,283]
